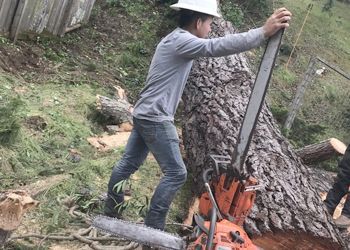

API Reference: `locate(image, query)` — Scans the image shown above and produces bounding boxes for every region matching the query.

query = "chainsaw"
[93,28,284,250]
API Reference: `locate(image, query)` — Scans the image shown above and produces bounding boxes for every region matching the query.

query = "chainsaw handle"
[206,208,217,250]
[202,168,214,184]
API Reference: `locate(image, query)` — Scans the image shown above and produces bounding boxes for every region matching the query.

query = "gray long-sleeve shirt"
[133,27,266,122]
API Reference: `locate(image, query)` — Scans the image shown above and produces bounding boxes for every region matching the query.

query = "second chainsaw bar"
[92,215,186,250]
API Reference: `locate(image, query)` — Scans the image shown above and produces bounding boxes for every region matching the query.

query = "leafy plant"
[106,0,120,7]
[221,2,244,26]
[323,0,334,12]
[0,96,23,146]
[113,179,150,216]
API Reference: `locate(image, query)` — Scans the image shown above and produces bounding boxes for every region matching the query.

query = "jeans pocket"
[135,118,156,144]
[161,121,179,143]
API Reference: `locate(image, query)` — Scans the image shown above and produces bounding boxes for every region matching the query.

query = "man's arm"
[175,7,292,59]
[175,27,266,59]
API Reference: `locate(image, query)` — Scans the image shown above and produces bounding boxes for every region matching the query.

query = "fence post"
[284,57,317,131]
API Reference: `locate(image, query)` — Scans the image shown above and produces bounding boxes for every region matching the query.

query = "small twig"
[77,226,93,236]
[10,234,74,241]
[73,233,93,244]
[69,205,79,218]
[10,234,126,242]
[37,233,51,248]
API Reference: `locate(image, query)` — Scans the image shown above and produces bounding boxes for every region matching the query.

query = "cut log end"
[296,138,347,165]
[329,138,347,155]
[253,232,342,250]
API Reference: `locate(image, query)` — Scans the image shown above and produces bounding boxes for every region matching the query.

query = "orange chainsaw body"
[194,175,259,249]
[188,219,259,250]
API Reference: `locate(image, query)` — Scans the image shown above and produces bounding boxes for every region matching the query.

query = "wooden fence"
[0,0,96,42]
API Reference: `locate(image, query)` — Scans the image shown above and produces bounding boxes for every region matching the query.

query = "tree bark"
[96,95,133,124]
[296,138,347,165]
[182,19,347,249]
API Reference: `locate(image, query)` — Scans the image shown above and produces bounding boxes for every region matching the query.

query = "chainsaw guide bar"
[92,215,186,250]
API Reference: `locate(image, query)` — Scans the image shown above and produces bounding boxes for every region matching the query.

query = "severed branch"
[296,138,347,165]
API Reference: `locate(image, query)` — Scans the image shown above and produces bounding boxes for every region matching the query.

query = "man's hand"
[263,8,292,38]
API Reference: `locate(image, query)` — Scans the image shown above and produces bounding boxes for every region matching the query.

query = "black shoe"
[104,197,122,219]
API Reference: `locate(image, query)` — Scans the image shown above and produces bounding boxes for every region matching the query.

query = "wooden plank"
[6,0,95,39]
[58,0,75,36]
[0,0,19,35]
[9,0,27,42]
[46,0,69,35]
[83,0,96,23]
[29,0,54,34]
[63,0,96,34]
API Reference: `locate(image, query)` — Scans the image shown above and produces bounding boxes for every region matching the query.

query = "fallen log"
[96,86,134,127]
[96,95,133,124]
[296,138,347,165]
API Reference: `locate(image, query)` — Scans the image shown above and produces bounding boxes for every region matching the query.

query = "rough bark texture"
[296,138,346,165]
[96,95,133,124]
[182,19,346,249]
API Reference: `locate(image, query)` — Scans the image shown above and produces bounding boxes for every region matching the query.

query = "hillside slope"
[0,0,349,248]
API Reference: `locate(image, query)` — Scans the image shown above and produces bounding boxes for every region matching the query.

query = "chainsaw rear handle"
[202,168,214,184]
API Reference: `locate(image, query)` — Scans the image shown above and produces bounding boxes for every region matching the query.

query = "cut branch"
[296,138,347,165]
[96,95,133,125]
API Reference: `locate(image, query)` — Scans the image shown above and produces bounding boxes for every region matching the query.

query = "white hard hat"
[170,0,221,18]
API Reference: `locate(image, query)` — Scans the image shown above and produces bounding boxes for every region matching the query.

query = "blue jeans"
[106,117,187,230]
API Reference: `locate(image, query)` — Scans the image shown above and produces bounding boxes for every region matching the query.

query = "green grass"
[2,1,349,247]
[268,0,350,148]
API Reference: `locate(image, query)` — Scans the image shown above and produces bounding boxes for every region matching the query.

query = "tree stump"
[182,19,347,249]
[296,138,347,165]
[0,191,38,246]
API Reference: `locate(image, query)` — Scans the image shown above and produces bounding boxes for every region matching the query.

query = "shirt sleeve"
[175,27,266,59]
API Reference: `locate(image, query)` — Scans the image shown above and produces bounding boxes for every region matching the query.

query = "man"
[105,0,292,231]
[324,145,350,228]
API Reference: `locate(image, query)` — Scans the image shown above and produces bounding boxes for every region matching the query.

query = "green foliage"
[270,105,326,147]
[106,0,119,6]
[221,2,244,26]
[323,0,334,11]
[323,84,338,103]
[113,179,150,217]
[288,117,326,147]
[275,67,297,86]
[113,179,129,194]
[268,0,350,153]
[0,96,23,146]
[229,0,270,25]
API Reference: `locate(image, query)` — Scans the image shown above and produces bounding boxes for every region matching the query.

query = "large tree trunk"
[182,19,347,249]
